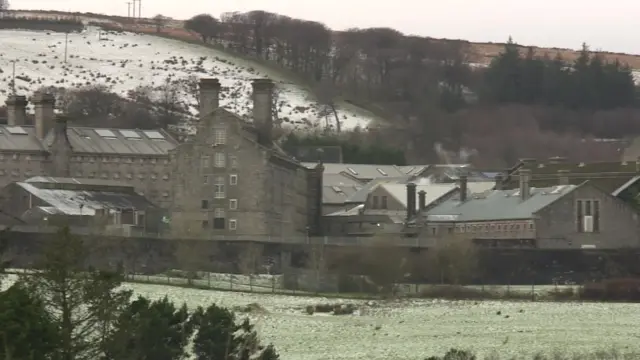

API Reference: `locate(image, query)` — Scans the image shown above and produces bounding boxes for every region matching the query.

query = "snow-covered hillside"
[0,27,380,133]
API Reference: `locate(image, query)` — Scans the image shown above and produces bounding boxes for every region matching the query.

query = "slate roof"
[503,160,640,194]
[323,173,364,186]
[323,184,362,204]
[0,125,47,152]
[344,176,414,203]
[0,124,178,156]
[426,184,579,222]
[45,127,178,156]
[301,162,408,179]
[17,178,156,216]
[382,182,496,208]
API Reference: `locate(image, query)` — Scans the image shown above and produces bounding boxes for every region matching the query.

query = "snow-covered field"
[2,273,638,360]
[0,27,379,132]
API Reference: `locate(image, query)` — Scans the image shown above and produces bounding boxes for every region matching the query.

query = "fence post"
[531,282,535,302]
[272,276,275,293]
[207,272,211,288]
[229,274,233,290]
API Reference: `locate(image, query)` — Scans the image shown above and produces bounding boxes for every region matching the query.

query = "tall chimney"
[459,174,468,202]
[418,190,426,211]
[199,78,221,119]
[252,79,273,146]
[557,169,570,185]
[519,169,531,200]
[494,173,504,190]
[5,95,28,126]
[33,92,55,139]
[406,183,417,221]
[51,115,72,177]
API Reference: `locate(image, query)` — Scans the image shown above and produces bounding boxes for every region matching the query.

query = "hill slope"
[0,26,380,133]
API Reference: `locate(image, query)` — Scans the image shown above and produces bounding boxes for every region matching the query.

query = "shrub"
[580,278,640,302]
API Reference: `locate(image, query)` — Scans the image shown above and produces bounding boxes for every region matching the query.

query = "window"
[201,155,210,168]
[214,176,225,198]
[229,219,237,230]
[381,196,387,209]
[214,208,225,229]
[229,199,238,210]
[230,155,238,169]
[230,174,238,185]
[431,227,436,235]
[202,220,209,229]
[163,174,169,180]
[214,128,227,145]
[201,200,209,209]
[577,200,600,233]
[203,175,208,184]
[214,152,226,168]
[372,196,379,209]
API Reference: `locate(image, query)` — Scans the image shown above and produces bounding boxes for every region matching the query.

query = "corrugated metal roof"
[0,125,46,152]
[44,127,178,156]
[17,182,155,216]
[426,184,579,222]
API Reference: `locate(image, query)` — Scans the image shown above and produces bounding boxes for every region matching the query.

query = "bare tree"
[237,243,264,291]
[315,80,342,132]
[0,0,9,11]
[423,238,479,285]
[174,240,213,285]
[360,236,409,295]
[152,14,168,33]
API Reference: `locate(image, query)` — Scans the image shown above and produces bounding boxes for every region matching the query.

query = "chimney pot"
[199,78,221,119]
[5,95,28,126]
[459,174,468,202]
[418,190,426,211]
[557,169,570,185]
[519,169,531,200]
[252,79,274,146]
[33,92,56,139]
[406,183,417,221]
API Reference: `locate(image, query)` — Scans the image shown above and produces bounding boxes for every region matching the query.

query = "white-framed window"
[214,208,226,229]
[214,128,227,145]
[201,155,210,168]
[229,199,238,210]
[230,174,238,185]
[214,152,226,168]
[229,219,237,230]
[230,155,238,168]
[203,175,208,184]
[214,176,225,198]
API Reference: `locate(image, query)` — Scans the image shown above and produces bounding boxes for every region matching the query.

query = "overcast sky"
[10,0,640,54]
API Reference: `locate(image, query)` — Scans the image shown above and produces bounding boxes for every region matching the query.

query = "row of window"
[74,171,171,181]
[200,154,237,169]
[202,199,238,210]
[0,154,36,162]
[72,156,169,165]
[0,169,44,177]
[203,174,238,199]
[431,222,535,235]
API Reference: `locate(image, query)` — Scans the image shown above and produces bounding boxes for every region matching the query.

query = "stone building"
[1,93,178,207]
[169,78,323,238]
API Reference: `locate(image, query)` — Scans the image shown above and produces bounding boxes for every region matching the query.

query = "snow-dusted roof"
[17,181,155,216]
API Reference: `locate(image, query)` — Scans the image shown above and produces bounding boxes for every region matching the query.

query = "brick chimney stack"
[251,79,274,146]
[199,78,221,119]
[33,92,56,139]
[5,95,28,126]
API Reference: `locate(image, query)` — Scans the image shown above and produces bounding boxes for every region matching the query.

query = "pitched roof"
[344,176,414,203]
[382,182,495,208]
[302,163,407,179]
[503,160,640,193]
[323,173,364,186]
[323,184,363,204]
[46,127,178,156]
[16,179,155,216]
[426,184,579,222]
[0,125,47,152]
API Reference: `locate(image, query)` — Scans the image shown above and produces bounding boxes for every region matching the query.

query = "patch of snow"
[2,273,639,360]
[0,28,377,133]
